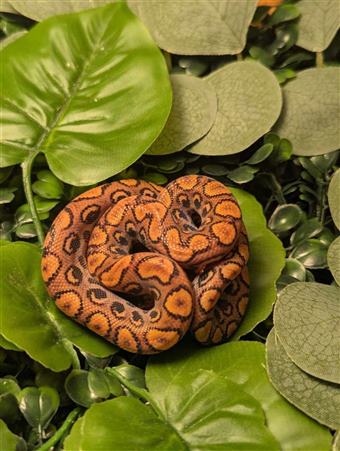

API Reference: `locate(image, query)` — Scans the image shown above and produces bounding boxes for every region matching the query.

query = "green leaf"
[65,370,103,408]
[0,187,16,205]
[113,364,146,390]
[274,68,340,156]
[290,239,328,268]
[1,3,171,185]
[227,165,258,184]
[244,143,274,165]
[249,46,274,67]
[0,334,21,351]
[231,188,285,340]
[201,164,229,176]
[328,236,340,285]
[189,61,282,156]
[128,0,257,55]
[0,243,117,372]
[147,74,217,155]
[274,282,340,383]
[141,172,168,185]
[0,1,17,13]
[329,169,340,230]
[290,218,323,246]
[0,419,26,451]
[268,4,300,26]
[266,329,340,430]
[18,386,59,430]
[148,341,332,451]
[0,379,21,424]
[281,258,306,282]
[0,30,27,50]
[296,0,340,52]
[32,170,64,199]
[269,204,304,234]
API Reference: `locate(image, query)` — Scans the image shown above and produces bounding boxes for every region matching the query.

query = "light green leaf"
[0,334,21,351]
[328,236,340,285]
[8,0,115,20]
[147,74,217,155]
[0,419,26,451]
[148,341,332,451]
[274,282,340,384]
[227,165,257,184]
[0,31,27,50]
[329,169,340,230]
[296,0,340,52]
[1,3,171,185]
[231,188,285,340]
[128,0,257,55]
[0,1,17,13]
[244,143,274,165]
[189,61,282,156]
[274,68,340,156]
[334,431,340,451]
[0,243,117,372]
[266,329,340,430]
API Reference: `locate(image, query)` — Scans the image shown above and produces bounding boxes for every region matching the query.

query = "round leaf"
[128,0,257,55]
[0,243,117,372]
[147,74,217,155]
[274,282,340,384]
[328,169,340,230]
[65,370,102,408]
[266,329,340,430]
[269,204,304,234]
[290,239,328,269]
[230,188,286,340]
[1,3,172,185]
[328,236,340,285]
[227,165,258,184]
[274,68,340,156]
[18,386,59,430]
[189,61,282,156]
[296,0,340,52]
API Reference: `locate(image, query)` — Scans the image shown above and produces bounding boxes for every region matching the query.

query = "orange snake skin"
[41,175,250,354]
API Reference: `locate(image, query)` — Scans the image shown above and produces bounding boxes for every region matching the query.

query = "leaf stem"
[36,407,82,451]
[316,51,324,68]
[21,152,45,247]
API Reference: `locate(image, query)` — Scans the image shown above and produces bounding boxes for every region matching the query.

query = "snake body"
[42,175,249,354]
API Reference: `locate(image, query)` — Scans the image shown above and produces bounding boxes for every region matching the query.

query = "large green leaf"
[128,0,257,55]
[0,419,25,451]
[274,282,340,384]
[231,188,285,339]
[296,0,340,52]
[266,329,340,430]
[274,68,340,156]
[147,74,217,155]
[328,236,340,285]
[66,369,279,450]
[8,0,113,20]
[328,169,340,230]
[0,1,16,13]
[148,341,332,451]
[1,3,172,185]
[189,61,282,155]
[0,243,117,372]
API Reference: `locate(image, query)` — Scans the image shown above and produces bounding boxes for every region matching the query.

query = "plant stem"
[36,407,82,451]
[316,51,324,67]
[236,52,243,61]
[21,151,45,247]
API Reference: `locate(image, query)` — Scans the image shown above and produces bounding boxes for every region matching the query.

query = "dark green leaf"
[269,204,304,234]
[290,239,328,268]
[227,165,258,184]
[141,173,168,185]
[290,218,323,246]
[18,386,59,430]
[65,370,102,408]
[244,143,274,165]
[0,187,16,205]
[201,164,229,176]
[268,4,300,26]
[281,258,306,281]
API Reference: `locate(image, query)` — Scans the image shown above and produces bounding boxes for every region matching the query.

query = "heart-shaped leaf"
[189,61,282,156]
[274,282,340,384]
[18,386,59,430]
[328,169,340,230]
[0,242,117,372]
[1,3,171,185]
[296,0,340,52]
[147,74,217,155]
[231,188,285,340]
[274,68,340,156]
[128,0,257,55]
[266,329,340,430]
[328,236,340,285]
[147,341,332,451]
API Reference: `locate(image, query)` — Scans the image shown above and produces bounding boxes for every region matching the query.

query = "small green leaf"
[249,46,274,67]
[274,68,296,84]
[0,379,21,424]
[281,258,306,281]
[32,170,64,200]
[269,204,304,234]
[268,4,300,26]
[328,169,340,230]
[189,61,282,156]
[266,329,340,430]
[147,74,217,156]
[201,164,229,176]
[178,57,208,77]
[275,68,340,156]
[274,282,340,384]
[244,143,274,165]
[227,165,258,184]
[65,370,102,408]
[290,239,328,268]
[112,364,146,390]
[0,187,16,205]
[328,236,340,285]
[18,386,59,430]
[141,173,168,185]
[290,218,323,246]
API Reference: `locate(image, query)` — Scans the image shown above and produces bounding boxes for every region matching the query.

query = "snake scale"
[42,175,250,354]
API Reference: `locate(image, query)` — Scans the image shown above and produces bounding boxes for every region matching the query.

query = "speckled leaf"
[329,169,340,230]
[328,236,340,285]
[0,243,117,372]
[189,61,282,156]
[230,188,285,340]
[148,341,332,451]
[1,3,171,185]
[274,68,340,156]
[147,74,217,155]
[296,0,340,52]
[128,0,258,55]
[274,282,340,383]
[266,329,340,430]
[8,0,114,20]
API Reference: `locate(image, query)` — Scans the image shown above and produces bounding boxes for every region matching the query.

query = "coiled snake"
[42,175,249,354]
